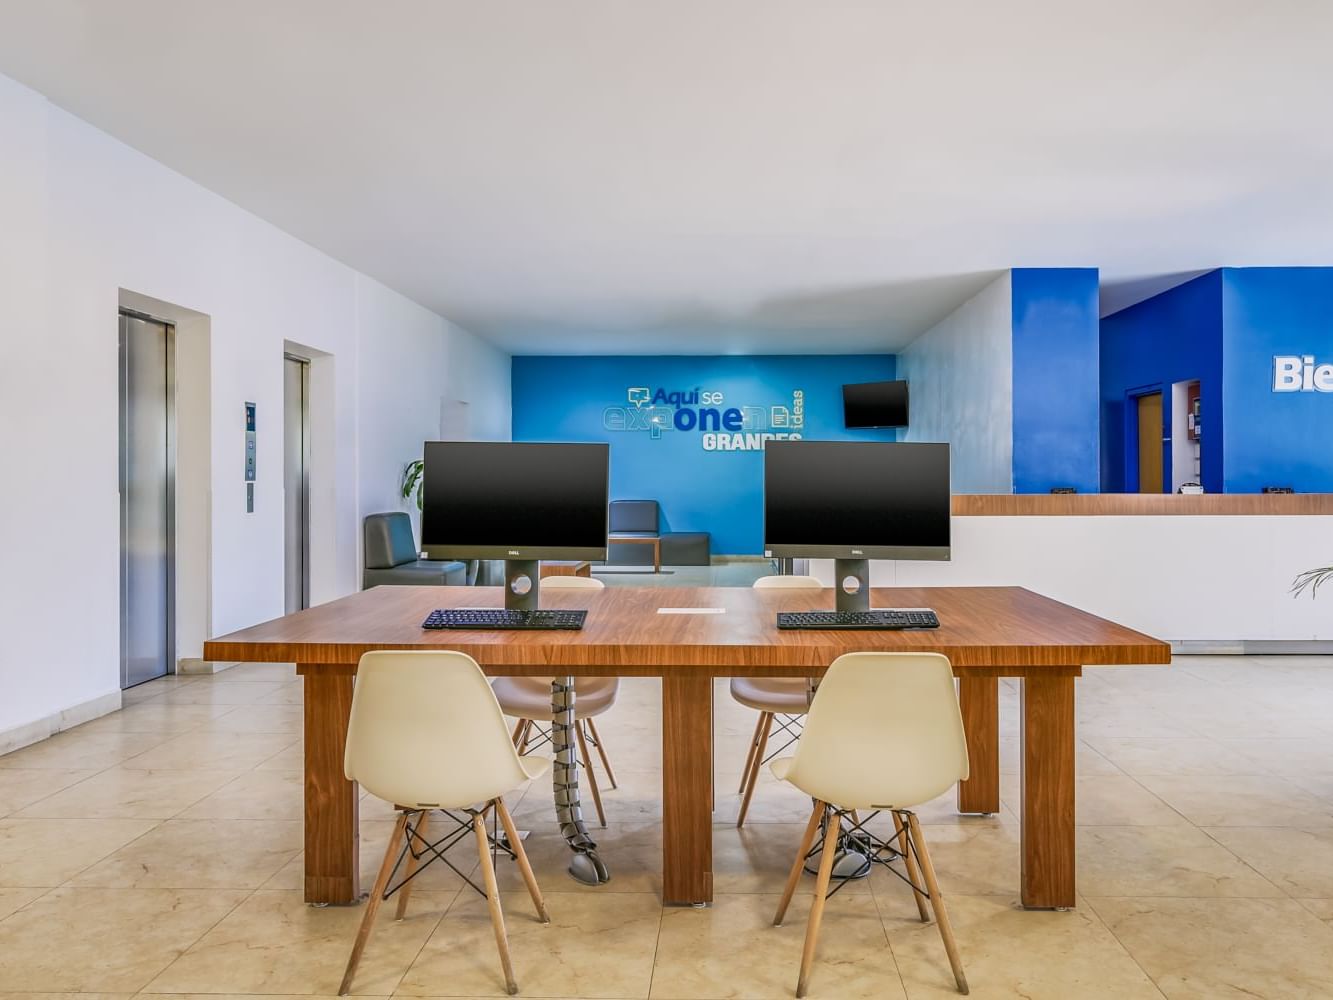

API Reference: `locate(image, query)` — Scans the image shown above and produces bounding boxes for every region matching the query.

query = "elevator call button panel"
[244,401,257,514]
[244,402,257,482]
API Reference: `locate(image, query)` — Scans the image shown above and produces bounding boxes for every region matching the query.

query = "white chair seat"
[766,756,887,811]
[729,676,809,713]
[492,676,619,721]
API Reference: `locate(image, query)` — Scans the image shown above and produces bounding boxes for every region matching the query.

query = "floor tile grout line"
[1106,766,1202,828]
[1077,895,1174,1000]
[642,881,666,1000]
[0,762,116,816]
[1080,894,1333,947]
[14,812,173,892]
[0,882,60,930]
[132,881,264,995]
[863,855,912,1000]
[382,877,458,998]
[1192,823,1316,900]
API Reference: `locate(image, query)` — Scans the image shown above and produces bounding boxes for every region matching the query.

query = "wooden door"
[1137,393,1164,494]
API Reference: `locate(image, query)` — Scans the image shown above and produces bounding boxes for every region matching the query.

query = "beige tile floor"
[1,655,1332,998]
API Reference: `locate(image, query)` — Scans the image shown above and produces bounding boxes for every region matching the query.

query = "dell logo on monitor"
[851,548,864,556]
[1274,355,1333,392]
[508,550,521,556]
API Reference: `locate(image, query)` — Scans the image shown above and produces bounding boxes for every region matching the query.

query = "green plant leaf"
[401,460,425,507]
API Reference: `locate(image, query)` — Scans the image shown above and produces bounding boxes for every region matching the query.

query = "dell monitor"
[842,379,909,429]
[763,440,950,612]
[421,441,609,610]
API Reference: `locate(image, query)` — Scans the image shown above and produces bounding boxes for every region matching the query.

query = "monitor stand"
[826,556,875,879]
[504,559,540,611]
[833,558,871,613]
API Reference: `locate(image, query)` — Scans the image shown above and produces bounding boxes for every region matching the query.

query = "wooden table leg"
[662,673,713,904]
[957,676,1000,814]
[302,666,360,905]
[1020,672,1076,909]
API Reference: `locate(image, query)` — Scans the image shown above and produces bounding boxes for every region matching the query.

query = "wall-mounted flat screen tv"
[842,379,909,428]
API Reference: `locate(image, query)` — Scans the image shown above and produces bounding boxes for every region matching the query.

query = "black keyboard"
[777,609,941,631]
[422,608,587,631]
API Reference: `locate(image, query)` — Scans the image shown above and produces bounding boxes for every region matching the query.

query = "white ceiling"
[2,1,1332,354]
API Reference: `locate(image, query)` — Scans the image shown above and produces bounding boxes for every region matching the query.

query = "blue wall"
[1222,268,1333,492]
[1100,271,1225,493]
[511,355,896,554]
[1102,267,1333,494]
[1011,268,1101,493]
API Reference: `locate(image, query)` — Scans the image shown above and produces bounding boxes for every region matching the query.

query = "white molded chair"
[771,652,970,997]
[731,575,823,826]
[340,650,551,997]
[491,575,620,826]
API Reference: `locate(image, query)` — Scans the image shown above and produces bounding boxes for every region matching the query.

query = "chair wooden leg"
[497,797,549,923]
[576,720,607,827]
[514,719,533,756]
[907,812,969,995]
[339,811,408,996]
[474,809,519,996]
[775,800,825,926]
[394,809,431,920]
[796,806,840,998]
[736,713,771,828]
[895,809,930,922]
[739,712,765,793]
[510,717,527,747]
[584,716,618,789]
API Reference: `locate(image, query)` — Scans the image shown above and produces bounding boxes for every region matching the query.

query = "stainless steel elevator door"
[283,355,310,613]
[119,313,175,688]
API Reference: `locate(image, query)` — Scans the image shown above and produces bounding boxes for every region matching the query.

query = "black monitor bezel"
[420,441,610,561]
[762,440,951,561]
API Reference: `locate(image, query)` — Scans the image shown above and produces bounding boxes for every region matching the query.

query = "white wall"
[813,515,1333,644]
[354,277,512,545]
[898,273,1012,492]
[0,74,510,745]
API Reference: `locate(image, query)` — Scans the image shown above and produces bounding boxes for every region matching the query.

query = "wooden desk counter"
[952,492,1333,516]
[206,585,1169,910]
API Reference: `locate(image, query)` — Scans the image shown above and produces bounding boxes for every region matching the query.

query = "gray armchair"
[607,499,711,566]
[362,512,467,588]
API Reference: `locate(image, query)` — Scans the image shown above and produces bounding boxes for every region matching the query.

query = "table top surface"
[204,585,1170,675]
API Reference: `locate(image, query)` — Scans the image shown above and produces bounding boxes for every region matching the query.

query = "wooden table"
[608,533,662,571]
[204,584,1169,910]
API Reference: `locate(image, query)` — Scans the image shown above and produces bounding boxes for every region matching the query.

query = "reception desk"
[815,493,1333,647]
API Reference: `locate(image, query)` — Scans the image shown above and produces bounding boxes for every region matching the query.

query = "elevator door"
[119,313,175,688]
[284,355,311,613]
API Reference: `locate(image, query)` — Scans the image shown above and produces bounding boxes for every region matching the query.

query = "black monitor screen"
[843,380,909,428]
[763,440,950,560]
[421,441,610,560]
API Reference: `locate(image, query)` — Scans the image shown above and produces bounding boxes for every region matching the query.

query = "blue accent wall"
[1221,268,1333,493]
[511,355,896,554]
[1011,268,1101,493]
[1099,271,1225,493]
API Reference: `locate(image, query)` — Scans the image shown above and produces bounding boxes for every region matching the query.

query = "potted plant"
[401,460,424,511]
[1292,566,1333,598]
